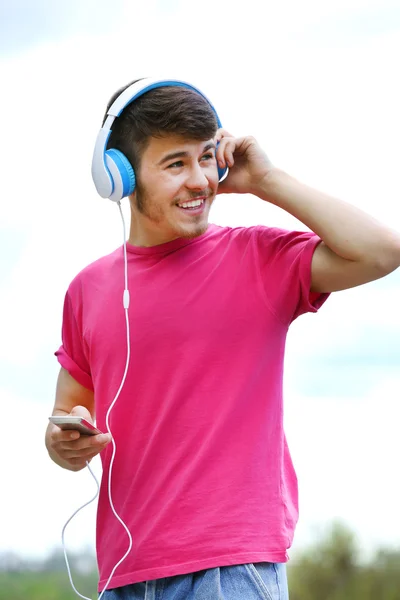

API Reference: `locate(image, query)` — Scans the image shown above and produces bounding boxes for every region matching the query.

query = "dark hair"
[103,79,219,173]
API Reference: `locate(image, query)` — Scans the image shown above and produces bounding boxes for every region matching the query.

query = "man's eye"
[201,153,214,161]
[167,161,183,168]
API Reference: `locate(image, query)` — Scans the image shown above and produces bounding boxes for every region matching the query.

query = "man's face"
[130,134,219,246]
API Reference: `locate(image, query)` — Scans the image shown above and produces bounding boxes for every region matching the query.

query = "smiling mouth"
[176,198,205,210]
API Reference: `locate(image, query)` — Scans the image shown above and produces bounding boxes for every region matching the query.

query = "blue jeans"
[100,562,289,599]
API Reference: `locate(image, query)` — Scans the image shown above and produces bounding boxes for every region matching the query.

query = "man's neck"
[128,224,179,248]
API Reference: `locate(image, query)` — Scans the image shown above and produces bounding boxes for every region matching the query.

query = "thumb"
[70,405,94,423]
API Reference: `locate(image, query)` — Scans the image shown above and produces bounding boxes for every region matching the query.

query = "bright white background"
[1,0,399,562]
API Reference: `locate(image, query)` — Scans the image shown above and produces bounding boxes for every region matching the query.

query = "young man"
[45,80,400,599]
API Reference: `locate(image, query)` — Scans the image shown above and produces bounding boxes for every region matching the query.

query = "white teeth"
[178,199,204,208]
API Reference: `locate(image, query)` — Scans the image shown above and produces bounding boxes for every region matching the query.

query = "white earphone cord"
[61,201,132,600]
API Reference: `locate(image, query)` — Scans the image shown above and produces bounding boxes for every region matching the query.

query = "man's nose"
[185,164,208,190]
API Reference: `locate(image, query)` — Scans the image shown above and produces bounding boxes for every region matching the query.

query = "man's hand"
[47,405,111,472]
[215,129,274,196]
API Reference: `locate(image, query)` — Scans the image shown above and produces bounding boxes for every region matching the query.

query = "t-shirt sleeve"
[55,290,94,391]
[253,225,330,324]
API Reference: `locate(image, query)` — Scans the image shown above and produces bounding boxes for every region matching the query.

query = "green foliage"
[0,549,98,600]
[1,524,399,599]
[0,571,98,600]
[288,522,400,600]
[0,572,99,600]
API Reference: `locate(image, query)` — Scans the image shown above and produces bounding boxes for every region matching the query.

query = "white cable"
[62,201,132,600]
[97,201,132,598]
[61,462,99,600]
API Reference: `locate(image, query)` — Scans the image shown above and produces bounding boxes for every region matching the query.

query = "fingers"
[54,429,80,443]
[215,128,236,170]
[50,427,111,465]
[214,128,234,143]
[59,432,111,452]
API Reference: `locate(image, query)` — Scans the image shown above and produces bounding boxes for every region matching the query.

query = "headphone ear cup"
[105,149,136,200]
[216,141,228,181]
[217,163,228,182]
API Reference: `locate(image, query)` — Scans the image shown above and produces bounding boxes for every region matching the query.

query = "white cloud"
[0,0,125,55]
[285,375,400,555]
[0,391,102,557]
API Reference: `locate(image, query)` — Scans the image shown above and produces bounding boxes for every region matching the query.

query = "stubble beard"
[135,185,214,240]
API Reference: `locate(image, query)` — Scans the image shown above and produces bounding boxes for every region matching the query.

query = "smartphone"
[49,416,103,436]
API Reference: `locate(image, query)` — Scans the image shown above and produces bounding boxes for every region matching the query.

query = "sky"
[0,0,399,565]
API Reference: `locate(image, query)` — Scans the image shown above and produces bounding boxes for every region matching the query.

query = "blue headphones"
[91,77,228,203]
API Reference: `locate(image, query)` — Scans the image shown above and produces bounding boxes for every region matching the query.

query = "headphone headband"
[91,77,225,202]
[106,77,218,118]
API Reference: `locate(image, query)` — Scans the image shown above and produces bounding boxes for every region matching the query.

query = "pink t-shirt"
[55,224,329,591]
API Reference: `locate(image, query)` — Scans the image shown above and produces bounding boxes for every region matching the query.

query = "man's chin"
[177,220,209,240]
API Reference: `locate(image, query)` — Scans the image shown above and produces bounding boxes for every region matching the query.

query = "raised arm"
[215,130,400,293]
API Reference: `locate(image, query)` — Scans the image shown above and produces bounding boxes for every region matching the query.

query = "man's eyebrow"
[203,142,216,152]
[157,150,188,166]
[157,142,216,166]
